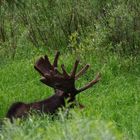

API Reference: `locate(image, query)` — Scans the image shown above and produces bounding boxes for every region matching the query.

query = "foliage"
[0,0,140,140]
[0,112,123,140]
[0,52,140,139]
[0,0,140,58]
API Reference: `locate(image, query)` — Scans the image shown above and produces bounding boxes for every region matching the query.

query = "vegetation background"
[0,0,140,139]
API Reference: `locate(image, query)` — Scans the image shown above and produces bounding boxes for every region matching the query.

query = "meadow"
[0,0,140,140]
[0,49,140,140]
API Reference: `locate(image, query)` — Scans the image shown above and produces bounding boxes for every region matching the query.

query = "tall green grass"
[0,51,139,140]
[1,112,123,140]
[0,1,139,139]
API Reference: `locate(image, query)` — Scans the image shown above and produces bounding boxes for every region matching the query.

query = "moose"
[6,51,101,121]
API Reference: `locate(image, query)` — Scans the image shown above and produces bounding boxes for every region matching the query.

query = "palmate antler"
[34,51,101,94]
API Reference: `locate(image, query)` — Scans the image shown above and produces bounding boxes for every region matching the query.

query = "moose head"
[6,51,101,121]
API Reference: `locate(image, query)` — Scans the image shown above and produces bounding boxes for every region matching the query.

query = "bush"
[0,0,139,59]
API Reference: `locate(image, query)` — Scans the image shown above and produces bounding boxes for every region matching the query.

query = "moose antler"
[34,51,101,94]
